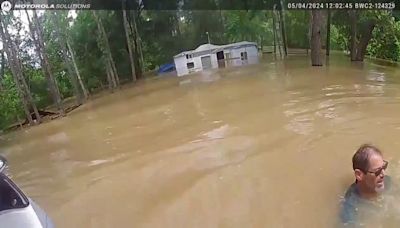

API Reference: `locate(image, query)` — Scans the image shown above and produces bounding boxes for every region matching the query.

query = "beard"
[375,182,385,193]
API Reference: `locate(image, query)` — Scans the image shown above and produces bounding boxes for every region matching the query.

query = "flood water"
[1,54,400,227]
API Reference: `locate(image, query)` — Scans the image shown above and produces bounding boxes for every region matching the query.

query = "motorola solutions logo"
[1,1,12,12]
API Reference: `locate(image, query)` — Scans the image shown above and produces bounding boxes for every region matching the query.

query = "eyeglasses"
[365,160,388,177]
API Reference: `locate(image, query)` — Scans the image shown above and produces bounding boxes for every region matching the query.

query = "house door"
[216,51,225,68]
[201,56,212,69]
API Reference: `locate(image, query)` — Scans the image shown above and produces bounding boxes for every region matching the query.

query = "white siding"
[230,48,243,66]
[246,45,259,65]
[174,44,259,76]
[224,50,233,65]
[210,54,219,69]
[174,56,189,77]
[226,45,259,67]
[192,56,203,73]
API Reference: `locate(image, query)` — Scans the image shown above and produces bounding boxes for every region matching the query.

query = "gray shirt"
[340,176,392,226]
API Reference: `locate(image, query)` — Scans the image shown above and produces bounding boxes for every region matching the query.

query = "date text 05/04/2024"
[287,2,395,10]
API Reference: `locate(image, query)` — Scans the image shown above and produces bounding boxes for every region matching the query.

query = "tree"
[66,41,89,99]
[278,4,288,56]
[51,11,85,105]
[129,10,143,79]
[349,11,358,61]
[0,50,4,90]
[367,12,400,61]
[122,2,136,81]
[0,13,41,124]
[334,10,380,61]
[326,10,331,56]
[92,10,120,90]
[346,11,377,61]
[27,10,64,114]
[223,10,271,45]
[311,10,323,66]
[272,11,277,55]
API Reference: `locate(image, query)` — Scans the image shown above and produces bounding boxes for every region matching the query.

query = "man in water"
[340,144,390,225]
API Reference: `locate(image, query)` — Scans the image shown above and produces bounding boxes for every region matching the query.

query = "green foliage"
[139,10,192,69]
[330,10,400,60]
[25,68,52,109]
[0,74,24,129]
[285,11,310,49]
[223,10,272,46]
[366,13,400,61]
[69,11,106,90]
[330,24,348,51]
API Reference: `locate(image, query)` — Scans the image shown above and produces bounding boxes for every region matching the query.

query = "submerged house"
[173,41,259,76]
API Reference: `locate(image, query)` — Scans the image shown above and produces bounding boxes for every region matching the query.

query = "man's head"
[352,144,388,195]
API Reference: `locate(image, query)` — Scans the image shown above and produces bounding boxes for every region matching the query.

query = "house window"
[240,52,248,60]
[187,62,194,69]
[186,54,193,59]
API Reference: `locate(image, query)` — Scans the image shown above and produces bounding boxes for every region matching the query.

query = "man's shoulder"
[344,182,358,200]
[340,176,393,225]
[340,182,360,225]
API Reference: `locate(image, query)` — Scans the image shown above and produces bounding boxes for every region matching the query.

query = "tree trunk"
[326,9,331,56]
[0,50,4,90]
[272,12,277,56]
[52,12,83,105]
[130,10,143,79]
[92,11,120,87]
[349,10,358,61]
[311,10,323,66]
[13,52,41,123]
[106,59,117,91]
[0,16,39,124]
[122,6,136,81]
[108,59,117,88]
[133,35,142,79]
[4,60,33,125]
[355,21,375,61]
[273,7,282,57]
[278,2,288,56]
[30,10,64,115]
[66,41,89,99]
[133,12,144,75]
[306,11,309,55]
[348,11,375,62]
[106,61,114,92]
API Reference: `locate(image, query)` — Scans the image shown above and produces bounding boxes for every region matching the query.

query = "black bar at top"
[4,0,400,10]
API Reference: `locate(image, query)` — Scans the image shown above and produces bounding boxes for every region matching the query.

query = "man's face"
[357,153,386,193]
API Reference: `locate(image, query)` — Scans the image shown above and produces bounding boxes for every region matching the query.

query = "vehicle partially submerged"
[0,156,54,228]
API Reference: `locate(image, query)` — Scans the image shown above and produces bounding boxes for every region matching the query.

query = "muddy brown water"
[1,54,400,227]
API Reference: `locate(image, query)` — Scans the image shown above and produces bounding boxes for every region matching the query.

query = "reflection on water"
[1,54,400,227]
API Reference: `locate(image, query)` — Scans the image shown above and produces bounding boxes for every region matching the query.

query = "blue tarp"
[158,63,175,75]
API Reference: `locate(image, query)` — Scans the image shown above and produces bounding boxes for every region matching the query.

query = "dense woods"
[0,2,400,130]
